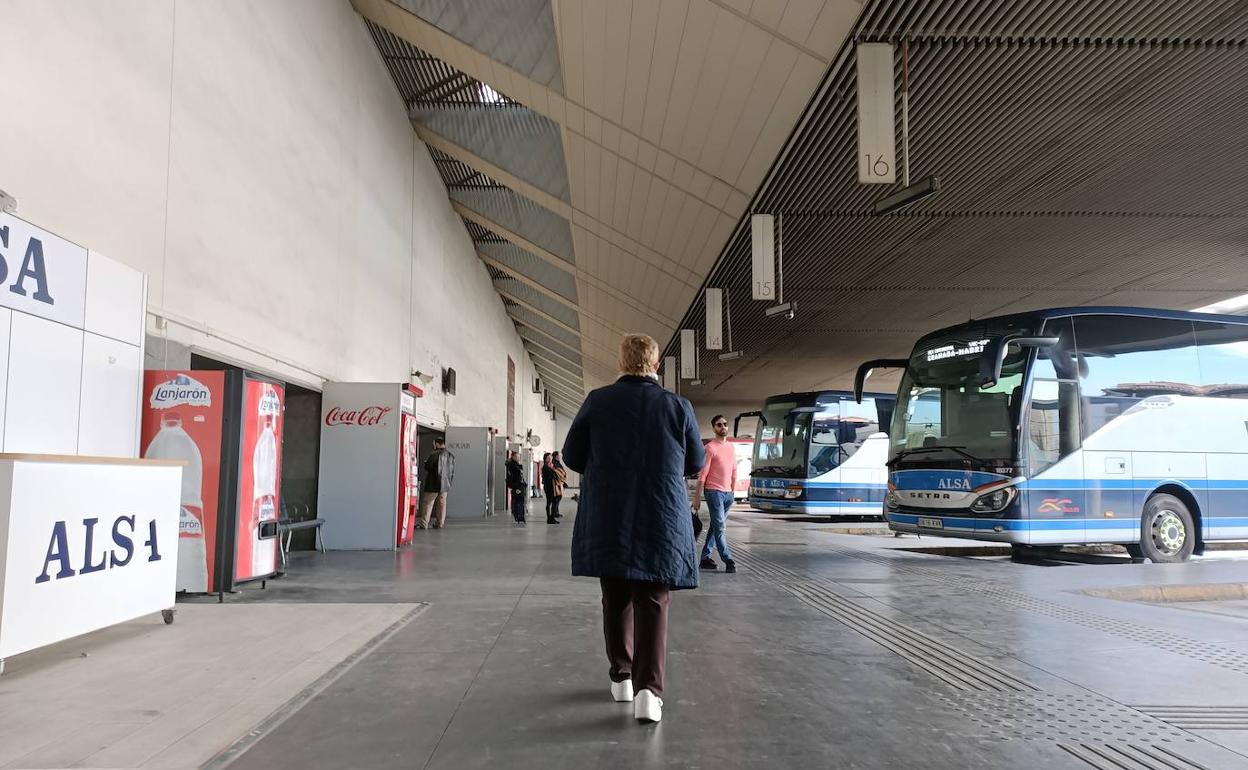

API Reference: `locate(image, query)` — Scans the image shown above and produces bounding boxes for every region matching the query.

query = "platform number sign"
[751,215,775,301]
[705,288,723,350]
[856,43,896,185]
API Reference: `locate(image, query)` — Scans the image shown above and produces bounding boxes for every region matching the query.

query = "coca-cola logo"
[150,374,211,409]
[325,405,391,427]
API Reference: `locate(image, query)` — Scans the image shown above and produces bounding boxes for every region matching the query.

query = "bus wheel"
[1139,494,1195,563]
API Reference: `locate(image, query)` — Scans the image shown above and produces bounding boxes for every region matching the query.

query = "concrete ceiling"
[354,0,862,414]
[664,0,1248,413]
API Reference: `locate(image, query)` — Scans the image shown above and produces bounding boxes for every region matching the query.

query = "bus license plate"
[918,517,943,529]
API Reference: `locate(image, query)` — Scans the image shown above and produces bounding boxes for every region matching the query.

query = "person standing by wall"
[562,333,704,725]
[541,452,562,524]
[418,437,454,530]
[551,452,566,521]
[692,415,737,573]
[506,450,527,526]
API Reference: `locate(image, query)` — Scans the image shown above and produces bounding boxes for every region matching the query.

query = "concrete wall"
[0,0,553,441]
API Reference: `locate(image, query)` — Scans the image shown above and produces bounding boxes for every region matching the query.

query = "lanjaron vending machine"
[141,370,284,595]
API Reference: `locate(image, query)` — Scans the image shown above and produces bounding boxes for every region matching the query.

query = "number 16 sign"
[856,43,896,185]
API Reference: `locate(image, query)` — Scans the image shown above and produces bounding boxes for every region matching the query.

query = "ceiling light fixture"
[872,175,940,216]
[765,301,796,320]
[718,350,743,361]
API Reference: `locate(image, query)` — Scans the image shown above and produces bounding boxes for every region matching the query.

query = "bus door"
[807,406,843,508]
[1025,319,1087,544]
[838,397,889,512]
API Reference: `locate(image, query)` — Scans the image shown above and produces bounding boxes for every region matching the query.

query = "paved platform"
[5,504,1248,768]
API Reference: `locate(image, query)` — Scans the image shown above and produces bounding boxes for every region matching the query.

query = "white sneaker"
[634,689,662,723]
[610,679,634,702]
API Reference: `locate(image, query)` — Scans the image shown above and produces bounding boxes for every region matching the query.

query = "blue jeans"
[701,490,733,561]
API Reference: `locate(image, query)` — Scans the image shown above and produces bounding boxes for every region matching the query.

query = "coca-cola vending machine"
[141,370,284,596]
[317,382,422,550]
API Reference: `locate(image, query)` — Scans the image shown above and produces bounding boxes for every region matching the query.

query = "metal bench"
[277,502,326,568]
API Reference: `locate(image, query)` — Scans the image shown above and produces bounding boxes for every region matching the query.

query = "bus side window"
[1072,315,1199,441]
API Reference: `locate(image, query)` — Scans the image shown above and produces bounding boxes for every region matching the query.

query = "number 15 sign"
[856,43,896,184]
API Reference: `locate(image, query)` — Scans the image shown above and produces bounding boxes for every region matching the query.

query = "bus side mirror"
[979,336,1059,388]
[734,410,764,438]
[854,359,908,403]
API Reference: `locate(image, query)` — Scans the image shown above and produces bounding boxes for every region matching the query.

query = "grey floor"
[222,504,1248,769]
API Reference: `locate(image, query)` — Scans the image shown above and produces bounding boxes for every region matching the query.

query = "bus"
[745,391,895,515]
[855,307,1248,563]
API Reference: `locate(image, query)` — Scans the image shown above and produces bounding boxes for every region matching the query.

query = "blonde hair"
[618,333,660,375]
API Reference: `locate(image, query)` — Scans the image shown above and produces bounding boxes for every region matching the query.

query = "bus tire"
[1138,494,1195,563]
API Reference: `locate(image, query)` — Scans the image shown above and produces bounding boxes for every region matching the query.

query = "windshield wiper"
[889,445,988,467]
[753,465,802,477]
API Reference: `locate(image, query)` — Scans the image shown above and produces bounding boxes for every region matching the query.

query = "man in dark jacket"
[505,450,527,525]
[562,333,704,725]
[418,437,454,529]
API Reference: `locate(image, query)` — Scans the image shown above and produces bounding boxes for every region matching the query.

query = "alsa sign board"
[0,459,181,660]
[0,212,88,328]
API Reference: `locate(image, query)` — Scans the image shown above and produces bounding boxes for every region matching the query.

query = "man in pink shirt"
[693,414,737,573]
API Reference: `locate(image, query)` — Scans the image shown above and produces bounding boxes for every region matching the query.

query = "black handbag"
[691,508,704,538]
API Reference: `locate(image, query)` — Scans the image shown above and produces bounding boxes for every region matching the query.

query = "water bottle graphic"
[251,384,280,576]
[145,413,208,592]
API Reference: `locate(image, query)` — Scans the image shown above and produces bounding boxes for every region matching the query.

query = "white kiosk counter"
[0,454,182,672]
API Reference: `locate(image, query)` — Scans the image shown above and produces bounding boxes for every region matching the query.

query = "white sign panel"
[663,356,677,391]
[856,43,896,184]
[679,329,696,379]
[0,458,181,659]
[705,289,723,350]
[750,215,775,301]
[0,212,88,328]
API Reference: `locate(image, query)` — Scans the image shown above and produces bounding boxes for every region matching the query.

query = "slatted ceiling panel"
[474,238,579,303]
[392,0,564,93]
[411,106,570,202]
[679,12,749,162]
[487,265,581,329]
[517,326,584,367]
[621,0,660,137]
[452,187,575,261]
[506,305,580,348]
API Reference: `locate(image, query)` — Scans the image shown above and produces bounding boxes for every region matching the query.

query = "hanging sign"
[679,329,696,379]
[750,215,775,301]
[662,356,677,391]
[856,43,896,184]
[705,289,723,350]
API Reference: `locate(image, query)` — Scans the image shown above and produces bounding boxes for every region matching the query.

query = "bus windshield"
[890,334,1029,467]
[752,400,809,478]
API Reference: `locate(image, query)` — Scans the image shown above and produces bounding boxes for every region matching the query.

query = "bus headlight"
[885,490,901,511]
[970,487,1016,513]
[784,485,803,499]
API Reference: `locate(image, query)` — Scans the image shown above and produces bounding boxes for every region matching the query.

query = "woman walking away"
[562,333,704,725]
[506,451,527,526]
[541,452,561,524]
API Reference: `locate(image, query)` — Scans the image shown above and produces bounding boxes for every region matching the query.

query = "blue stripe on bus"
[887,513,1248,530]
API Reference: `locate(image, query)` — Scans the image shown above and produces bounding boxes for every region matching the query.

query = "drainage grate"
[822,545,1248,676]
[1059,742,1211,769]
[1134,706,1248,731]
[731,547,1037,693]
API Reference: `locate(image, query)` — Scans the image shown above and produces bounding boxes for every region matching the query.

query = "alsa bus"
[856,307,1248,562]
[745,391,894,515]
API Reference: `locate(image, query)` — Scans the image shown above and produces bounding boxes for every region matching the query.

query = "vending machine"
[141,370,285,595]
[317,382,422,550]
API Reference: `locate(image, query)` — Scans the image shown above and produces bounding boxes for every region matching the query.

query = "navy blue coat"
[562,375,705,589]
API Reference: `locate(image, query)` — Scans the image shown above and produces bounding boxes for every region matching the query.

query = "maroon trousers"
[600,577,671,698]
